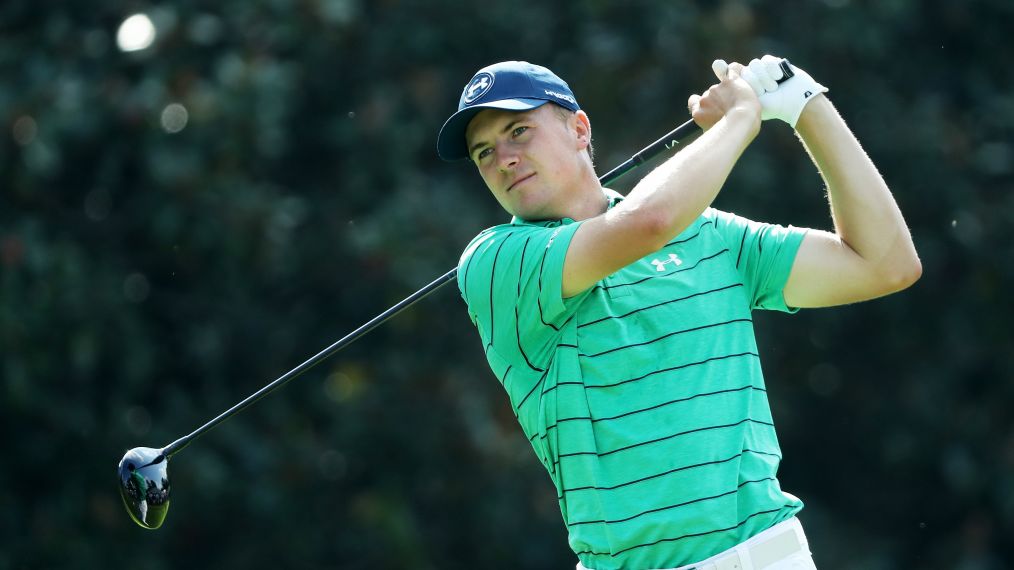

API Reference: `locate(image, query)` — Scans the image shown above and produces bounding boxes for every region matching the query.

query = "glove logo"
[804,90,813,98]
[463,72,495,104]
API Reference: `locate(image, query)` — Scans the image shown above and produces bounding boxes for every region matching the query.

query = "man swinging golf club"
[437,57,921,569]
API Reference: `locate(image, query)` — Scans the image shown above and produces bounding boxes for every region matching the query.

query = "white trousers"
[576,517,817,570]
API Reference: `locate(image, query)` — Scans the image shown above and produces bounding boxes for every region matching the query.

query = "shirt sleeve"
[707,208,808,312]
[457,221,589,372]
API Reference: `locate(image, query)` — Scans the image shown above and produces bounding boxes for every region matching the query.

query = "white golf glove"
[712,55,828,128]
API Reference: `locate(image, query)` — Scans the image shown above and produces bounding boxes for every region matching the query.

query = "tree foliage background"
[2,0,1013,568]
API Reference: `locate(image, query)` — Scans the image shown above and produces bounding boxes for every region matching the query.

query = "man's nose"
[496,146,520,172]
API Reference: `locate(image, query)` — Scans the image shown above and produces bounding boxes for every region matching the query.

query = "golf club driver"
[117,58,796,530]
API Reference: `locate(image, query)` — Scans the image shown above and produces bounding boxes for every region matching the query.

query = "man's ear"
[573,110,592,151]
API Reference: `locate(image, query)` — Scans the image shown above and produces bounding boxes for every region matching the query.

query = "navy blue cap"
[436,61,580,161]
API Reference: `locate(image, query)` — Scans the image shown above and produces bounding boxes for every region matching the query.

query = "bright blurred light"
[160,103,189,133]
[117,14,156,52]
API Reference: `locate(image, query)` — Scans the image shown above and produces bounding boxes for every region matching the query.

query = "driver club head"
[117,447,171,529]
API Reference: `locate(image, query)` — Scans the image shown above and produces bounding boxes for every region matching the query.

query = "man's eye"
[512,126,528,137]
[477,148,493,161]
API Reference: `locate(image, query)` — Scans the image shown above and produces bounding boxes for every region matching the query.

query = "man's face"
[464,104,583,220]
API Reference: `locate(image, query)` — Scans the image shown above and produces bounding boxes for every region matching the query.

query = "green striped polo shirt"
[457,191,808,570]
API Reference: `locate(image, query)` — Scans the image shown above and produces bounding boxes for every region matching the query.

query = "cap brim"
[436,98,550,161]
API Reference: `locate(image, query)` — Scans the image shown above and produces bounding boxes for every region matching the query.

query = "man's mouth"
[507,173,535,192]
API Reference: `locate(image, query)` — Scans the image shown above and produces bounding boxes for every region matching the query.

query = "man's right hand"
[687,61,761,132]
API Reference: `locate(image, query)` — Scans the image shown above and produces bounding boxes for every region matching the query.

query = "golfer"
[437,58,920,570]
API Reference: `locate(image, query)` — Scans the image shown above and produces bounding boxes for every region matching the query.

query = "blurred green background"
[2,0,1012,568]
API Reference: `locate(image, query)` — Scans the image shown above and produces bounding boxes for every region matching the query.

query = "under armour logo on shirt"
[651,253,682,271]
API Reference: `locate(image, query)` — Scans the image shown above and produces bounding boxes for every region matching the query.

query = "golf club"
[117,59,796,530]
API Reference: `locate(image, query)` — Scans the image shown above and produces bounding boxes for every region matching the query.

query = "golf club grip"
[776,59,794,83]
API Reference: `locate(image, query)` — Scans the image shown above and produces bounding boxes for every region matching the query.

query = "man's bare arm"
[783,95,922,307]
[562,66,759,298]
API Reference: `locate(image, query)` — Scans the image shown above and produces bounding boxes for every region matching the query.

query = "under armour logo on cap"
[463,72,494,104]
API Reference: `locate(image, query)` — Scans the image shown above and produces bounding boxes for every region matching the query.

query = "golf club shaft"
[160,118,707,459]
[597,118,700,187]
[161,267,457,458]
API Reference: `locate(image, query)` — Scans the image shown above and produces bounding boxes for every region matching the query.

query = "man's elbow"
[606,205,679,255]
[883,255,923,293]
[632,206,693,253]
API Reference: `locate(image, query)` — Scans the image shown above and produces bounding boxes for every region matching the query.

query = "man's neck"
[513,184,607,224]
[566,184,610,221]
[554,164,609,221]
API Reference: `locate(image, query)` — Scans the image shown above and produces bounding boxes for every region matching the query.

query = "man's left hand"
[734,55,829,128]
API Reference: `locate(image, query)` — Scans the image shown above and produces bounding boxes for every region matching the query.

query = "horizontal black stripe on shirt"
[531,384,765,443]
[540,352,760,398]
[664,219,714,247]
[558,449,783,497]
[578,319,752,359]
[567,477,777,527]
[578,283,744,329]
[592,384,763,422]
[598,248,730,292]
[574,504,794,558]
[555,417,774,462]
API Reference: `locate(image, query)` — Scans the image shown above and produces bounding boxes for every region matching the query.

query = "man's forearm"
[619,108,760,247]
[562,66,762,298]
[794,95,921,284]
